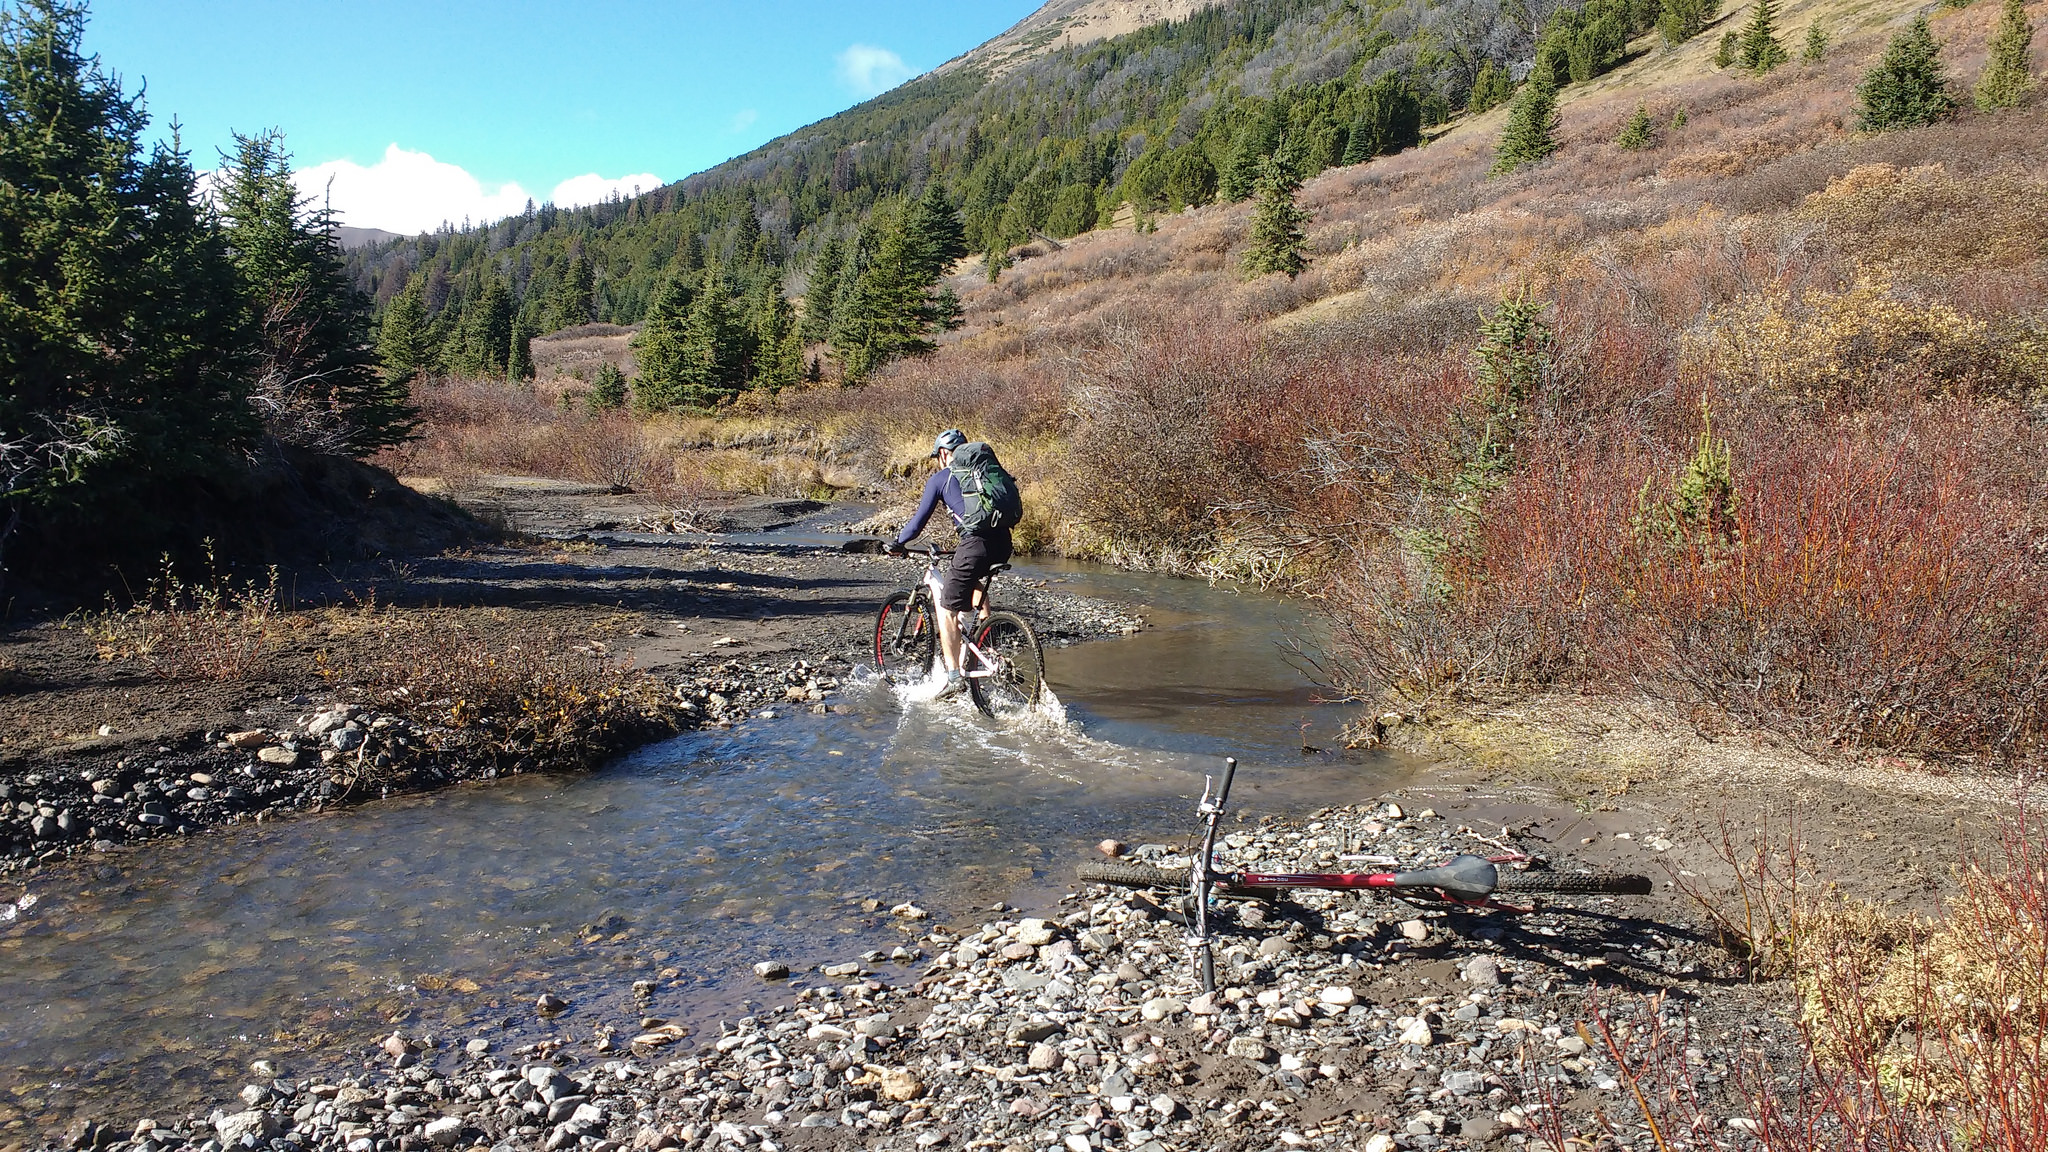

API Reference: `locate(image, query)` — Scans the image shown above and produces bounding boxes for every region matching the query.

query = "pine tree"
[1802,24,1828,62]
[548,246,594,331]
[217,129,413,454]
[452,273,514,377]
[378,279,432,384]
[1616,103,1656,150]
[0,0,258,578]
[1467,59,1514,114]
[588,363,628,411]
[634,267,748,409]
[1858,15,1958,129]
[1738,0,1789,73]
[1659,0,1719,46]
[799,238,844,345]
[1240,155,1310,278]
[1714,29,1738,67]
[631,268,698,411]
[833,222,944,380]
[1218,105,1283,201]
[1491,56,1560,175]
[1975,0,2037,110]
[1341,75,1422,164]
[507,318,534,381]
[903,183,968,280]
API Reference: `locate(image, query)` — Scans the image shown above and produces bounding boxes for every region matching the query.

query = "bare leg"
[936,598,965,673]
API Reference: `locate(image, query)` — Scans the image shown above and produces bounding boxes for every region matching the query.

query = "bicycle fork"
[1187,756,1237,994]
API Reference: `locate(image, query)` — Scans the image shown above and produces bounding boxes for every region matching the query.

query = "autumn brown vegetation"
[394,6,2048,756]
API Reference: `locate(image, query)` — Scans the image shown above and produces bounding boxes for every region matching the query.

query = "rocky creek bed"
[27,797,1778,1152]
[0,529,1143,879]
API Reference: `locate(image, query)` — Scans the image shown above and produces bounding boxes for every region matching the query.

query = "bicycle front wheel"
[967,610,1044,718]
[874,589,936,678]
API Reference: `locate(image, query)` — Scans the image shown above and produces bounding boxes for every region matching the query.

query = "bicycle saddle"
[1388,855,1497,900]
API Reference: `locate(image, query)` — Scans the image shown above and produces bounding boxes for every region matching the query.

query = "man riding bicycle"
[886,428,1016,699]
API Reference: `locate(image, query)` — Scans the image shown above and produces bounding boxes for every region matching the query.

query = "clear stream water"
[0,562,1416,1137]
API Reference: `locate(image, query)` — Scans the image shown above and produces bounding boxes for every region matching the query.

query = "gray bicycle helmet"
[930,428,967,457]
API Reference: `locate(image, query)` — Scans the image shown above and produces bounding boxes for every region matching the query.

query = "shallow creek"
[0,564,1417,1134]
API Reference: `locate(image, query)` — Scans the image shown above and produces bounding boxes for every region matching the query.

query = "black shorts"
[940,532,1012,611]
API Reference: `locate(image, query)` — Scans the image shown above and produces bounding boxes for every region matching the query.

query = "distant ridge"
[334,225,403,250]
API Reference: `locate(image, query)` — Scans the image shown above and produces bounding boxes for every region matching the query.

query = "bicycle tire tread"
[1495,870,1653,895]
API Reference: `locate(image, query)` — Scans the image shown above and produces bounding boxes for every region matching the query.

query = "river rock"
[1318,985,1358,1007]
[878,1068,923,1102]
[1015,918,1055,946]
[1027,1043,1060,1070]
[1400,919,1429,942]
[753,961,789,979]
[1227,1037,1274,1062]
[1398,1018,1435,1047]
[1464,955,1501,986]
[421,1116,465,1146]
[257,746,298,766]
[1364,1136,1397,1152]
[536,992,568,1013]
[1140,997,1184,1021]
[226,730,272,749]
[215,1110,279,1143]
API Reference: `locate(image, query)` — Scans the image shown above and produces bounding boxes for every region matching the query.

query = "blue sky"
[82,1,1041,233]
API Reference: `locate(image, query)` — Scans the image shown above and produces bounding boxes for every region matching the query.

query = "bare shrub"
[84,546,282,682]
[316,607,677,781]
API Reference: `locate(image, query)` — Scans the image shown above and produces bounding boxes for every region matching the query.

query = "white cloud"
[549,171,661,208]
[836,44,912,97]
[729,108,759,133]
[289,144,662,235]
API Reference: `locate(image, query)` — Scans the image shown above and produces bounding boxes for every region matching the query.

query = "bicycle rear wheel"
[874,589,936,679]
[1495,870,1653,895]
[967,610,1043,718]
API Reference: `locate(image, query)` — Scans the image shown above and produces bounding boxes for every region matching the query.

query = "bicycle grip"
[1215,757,1237,807]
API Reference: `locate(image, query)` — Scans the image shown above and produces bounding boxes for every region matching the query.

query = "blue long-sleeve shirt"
[895,468,966,546]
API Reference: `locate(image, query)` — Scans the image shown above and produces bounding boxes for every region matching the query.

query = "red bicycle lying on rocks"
[1077,758,1652,992]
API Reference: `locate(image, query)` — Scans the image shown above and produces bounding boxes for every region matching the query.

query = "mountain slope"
[935,0,1228,77]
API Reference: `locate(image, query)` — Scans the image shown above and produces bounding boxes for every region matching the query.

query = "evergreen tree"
[588,363,628,411]
[507,317,534,381]
[1218,105,1283,201]
[1467,59,1514,114]
[833,222,945,380]
[1341,75,1422,164]
[0,0,262,581]
[1802,24,1828,62]
[1491,56,1560,175]
[903,182,968,279]
[1975,0,2037,110]
[799,237,844,344]
[1616,103,1656,150]
[1658,0,1718,46]
[1738,0,1789,73]
[1240,155,1309,278]
[378,278,432,384]
[452,273,514,377]
[1714,30,1738,67]
[548,246,594,331]
[631,268,698,411]
[674,269,750,406]
[216,129,413,455]
[1858,15,1958,129]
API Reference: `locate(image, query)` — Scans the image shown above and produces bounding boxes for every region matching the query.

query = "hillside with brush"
[391,0,2048,759]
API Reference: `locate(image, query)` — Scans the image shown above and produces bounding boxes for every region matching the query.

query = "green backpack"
[948,442,1023,534]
